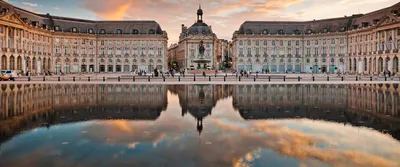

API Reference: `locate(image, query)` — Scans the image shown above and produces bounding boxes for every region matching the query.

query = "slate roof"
[0,0,164,34]
[237,2,400,35]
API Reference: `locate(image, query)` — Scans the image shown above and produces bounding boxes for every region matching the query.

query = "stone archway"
[1,55,7,69]
[393,56,399,73]
[17,56,22,71]
[48,58,51,72]
[10,55,15,70]
[32,57,36,73]
[378,57,383,73]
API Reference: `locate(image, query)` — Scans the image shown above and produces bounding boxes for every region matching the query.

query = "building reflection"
[0,84,168,143]
[168,85,233,135]
[1,84,400,143]
[232,84,400,140]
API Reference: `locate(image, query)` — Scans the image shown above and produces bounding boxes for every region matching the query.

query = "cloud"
[53,7,61,11]
[22,2,38,7]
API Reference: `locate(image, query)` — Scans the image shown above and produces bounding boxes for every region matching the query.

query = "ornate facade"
[168,6,219,70]
[233,2,400,75]
[0,1,168,74]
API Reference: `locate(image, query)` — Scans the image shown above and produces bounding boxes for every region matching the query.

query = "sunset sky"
[6,0,399,45]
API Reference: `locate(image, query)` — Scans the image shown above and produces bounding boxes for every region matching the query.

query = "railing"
[90,54,95,57]
[82,54,87,57]
[55,53,61,57]
[10,48,15,52]
[1,48,7,52]
[108,55,113,58]
[385,50,390,53]
[393,49,399,53]
[17,49,22,53]
[279,55,285,58]
[295,54,301,58]
[124,53,130,57]
[65,54,70,56]
[73,54,79,57]
[378,50,383,54]
[247,54,252,57]
[99,54,105,58]
[116,55,122,58]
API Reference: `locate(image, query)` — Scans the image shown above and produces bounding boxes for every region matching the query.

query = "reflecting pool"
[1,84,400,167]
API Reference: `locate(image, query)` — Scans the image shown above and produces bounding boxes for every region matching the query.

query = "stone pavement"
[1,73,399,85]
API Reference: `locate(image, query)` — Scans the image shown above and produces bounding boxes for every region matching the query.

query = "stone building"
[0,1,168,74]
[233,2,400,75]
[168,6,219,70]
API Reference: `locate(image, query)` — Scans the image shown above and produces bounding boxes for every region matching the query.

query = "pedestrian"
[388,70,391,77]
[154,68,159,77]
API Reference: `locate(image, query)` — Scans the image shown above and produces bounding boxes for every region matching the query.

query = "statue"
[198,40,205,58]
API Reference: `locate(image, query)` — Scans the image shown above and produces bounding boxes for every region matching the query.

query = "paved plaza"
[2,73,399,84]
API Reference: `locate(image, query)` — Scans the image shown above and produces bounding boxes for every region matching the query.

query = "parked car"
[0,70,17,81]
[0,72,14,81]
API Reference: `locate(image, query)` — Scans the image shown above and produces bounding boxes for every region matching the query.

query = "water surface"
[0,84,400,167]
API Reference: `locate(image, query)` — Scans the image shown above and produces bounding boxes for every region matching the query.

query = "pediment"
[0,13,26,26]
[375,14,400,27]
[186,35,214,41]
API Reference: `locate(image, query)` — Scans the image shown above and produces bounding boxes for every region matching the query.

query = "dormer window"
[54,26,60,31]
[132,29,139,34]
[373,19,380,24]
[100,29,106,34]
[340,26,347,32]
[88,29,93,34]
[323,28,328,33]
[116,29,122,34]
[362,22,369,27]
[294,30,300,35]
[352,25,358,29]
[262,29,269,34]
[149,29,155,34]
[72,27,77,33]
[202,31,206,34]
[307,29,312,34]
[246,29,252,34]
[278,29,284,34]
[42,24,47,29]
[31,21,38,26]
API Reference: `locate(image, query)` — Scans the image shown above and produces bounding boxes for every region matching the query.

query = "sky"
[5,0,399,45]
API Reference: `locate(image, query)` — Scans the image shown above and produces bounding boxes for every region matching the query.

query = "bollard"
[254,76,256,82]
[356,76,358,81]
[312,76,315,81]
[73,77,75,82]
[118,76,120,82]
[215,73,217,78]
[133,76,135,82]
[327,76,329,81]
[88,77,90,82]
[58,76,60,81]
[152,73,154,78]
[194,74,196,81]
[385,77,387,81]
[236,73,238,78]
[269,76,271,82]
[163,76,165,82]
[247,74,249,78]
[298,76,300,82]
[28,76,31,81]
[148,76,150,82]
[43,76,45,81]
[256,73,258,78]
[224,76,226,82]
[341,76,344,81]
[239,76,241,82]
[283,76,286,81]
[103,76,106,82]
[225,73,227,77]
[178,76,181,82]
[370,76,372,81]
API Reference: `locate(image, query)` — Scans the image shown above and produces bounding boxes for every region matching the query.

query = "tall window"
[263,40,267,46]
[247,48,251,55]
[239,40,243,45]
[239,48,243,55]
[247,40,251,46]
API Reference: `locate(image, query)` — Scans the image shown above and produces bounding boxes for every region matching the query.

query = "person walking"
[154,68,159,77]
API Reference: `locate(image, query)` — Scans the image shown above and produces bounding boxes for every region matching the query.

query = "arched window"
[323,28,328,33]
[72,27,77,33]
[294,30,300,35]
[340,26,347,32]
[262,29,269,34]
[116,29,122,34]
[278,29,284,34]
[307,29,312,34]
[100,29,106,34]
[88,29,94,34]
[132,29,139,34]
[54,26,60,31]
[149,29,155,34]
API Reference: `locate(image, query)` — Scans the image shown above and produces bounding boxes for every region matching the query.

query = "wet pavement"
[0,84,400,167]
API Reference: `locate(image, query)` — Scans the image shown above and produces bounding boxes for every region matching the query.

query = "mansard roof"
[237,2,400,35]
[0,0,164,34]
[238,16,353,35]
